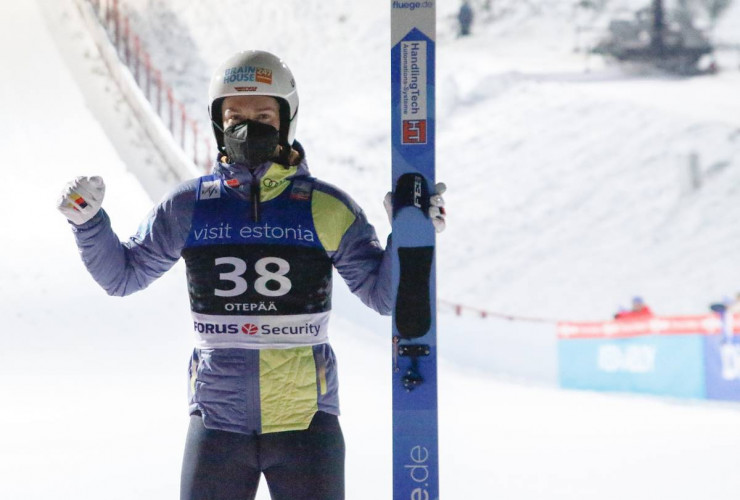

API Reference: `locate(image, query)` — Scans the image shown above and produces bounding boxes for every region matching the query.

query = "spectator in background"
[614,296,653,320]
[710,293,740,314]
[710,294,739,343]
[458,0,474,37]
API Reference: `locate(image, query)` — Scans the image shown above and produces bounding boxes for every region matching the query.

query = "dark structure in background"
[458,0,474,37]
[594,0,714,74]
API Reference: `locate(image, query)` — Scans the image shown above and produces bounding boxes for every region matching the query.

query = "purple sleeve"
[70,181,197,296]
[331,208,393,316]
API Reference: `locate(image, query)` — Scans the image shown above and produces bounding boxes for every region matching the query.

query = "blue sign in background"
[559,334,706,399]
[704,334,740,400]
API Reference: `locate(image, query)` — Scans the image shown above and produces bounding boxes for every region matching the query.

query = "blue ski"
[390,2,439,499]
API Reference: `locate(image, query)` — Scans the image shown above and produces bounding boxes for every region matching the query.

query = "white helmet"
[208,50,299,151]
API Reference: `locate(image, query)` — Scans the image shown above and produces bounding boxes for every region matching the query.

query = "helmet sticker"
[256,68,273,84]
[223,66,273,85]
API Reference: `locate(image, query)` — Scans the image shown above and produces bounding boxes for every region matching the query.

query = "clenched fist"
[57,176,105,225]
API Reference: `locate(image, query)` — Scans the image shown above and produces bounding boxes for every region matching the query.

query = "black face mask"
[223,120,280,166]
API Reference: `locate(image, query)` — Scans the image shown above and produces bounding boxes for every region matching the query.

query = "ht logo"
[402,120,427,144]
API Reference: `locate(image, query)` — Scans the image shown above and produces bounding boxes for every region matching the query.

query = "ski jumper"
[70,152,392,436]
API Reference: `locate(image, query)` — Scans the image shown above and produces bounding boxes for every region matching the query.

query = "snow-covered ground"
[2,0,740,499]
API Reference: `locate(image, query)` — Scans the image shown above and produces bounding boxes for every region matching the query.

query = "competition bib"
[182,174,333,349]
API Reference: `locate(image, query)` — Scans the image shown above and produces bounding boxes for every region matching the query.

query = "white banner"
[191,311,330,349]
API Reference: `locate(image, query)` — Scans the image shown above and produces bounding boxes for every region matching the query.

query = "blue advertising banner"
[704,334,740,401]
[559,334,706,398]
[557,315,735,400]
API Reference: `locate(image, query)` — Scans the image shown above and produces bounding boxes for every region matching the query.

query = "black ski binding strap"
[395,246,434,339]
[403,361,424,392]
[392,173,430,218]
[398,344,431,357]
[394,339,430,391]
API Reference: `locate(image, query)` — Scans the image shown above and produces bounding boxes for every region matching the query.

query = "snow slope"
[2,1,740,499]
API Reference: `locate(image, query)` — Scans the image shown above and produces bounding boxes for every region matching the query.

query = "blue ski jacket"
[70,152,392,435]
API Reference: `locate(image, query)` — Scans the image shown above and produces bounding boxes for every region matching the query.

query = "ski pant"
[180,411,345,500]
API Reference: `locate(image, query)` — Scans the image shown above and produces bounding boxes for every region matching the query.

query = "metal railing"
[87,0,212,171]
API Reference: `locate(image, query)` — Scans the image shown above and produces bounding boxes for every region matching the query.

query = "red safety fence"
[438,299,563,323]
[86,0,212,171]
[557,314,740,340]
[439,298,740,339]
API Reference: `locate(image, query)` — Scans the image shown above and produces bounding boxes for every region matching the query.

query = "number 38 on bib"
[182,244,333,317]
